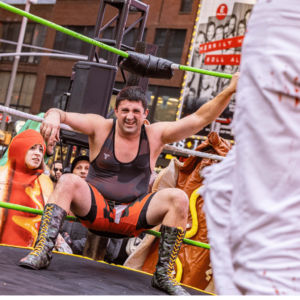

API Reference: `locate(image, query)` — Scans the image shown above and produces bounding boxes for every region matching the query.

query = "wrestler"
[19,73,239,295]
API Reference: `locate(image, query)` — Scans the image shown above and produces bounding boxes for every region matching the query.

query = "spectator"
[0,114,57,167]
[60,155,90,255]
[0,130,53,247]
[49,160,63,188]
[71,155,90,180]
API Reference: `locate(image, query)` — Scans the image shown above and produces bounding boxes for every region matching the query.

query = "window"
[98,27,147,60]
[0,22,47,63]
[150,86,181,123]
[154,29,186,64]
[180,0,193,13]
[53,26,95,56]
[0,71,36,112]
[40,76,70,113]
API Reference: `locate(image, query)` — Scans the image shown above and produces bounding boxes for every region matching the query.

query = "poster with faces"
[179,0,257,141]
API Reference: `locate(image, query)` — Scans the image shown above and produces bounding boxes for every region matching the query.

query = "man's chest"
[114,138,140,163]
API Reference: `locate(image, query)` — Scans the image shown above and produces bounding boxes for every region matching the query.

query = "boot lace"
[31,205,53,256]
[166,228,185,286]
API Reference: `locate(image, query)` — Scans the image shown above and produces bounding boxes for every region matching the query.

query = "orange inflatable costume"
[0,129,53,247]
[142,132,232,291]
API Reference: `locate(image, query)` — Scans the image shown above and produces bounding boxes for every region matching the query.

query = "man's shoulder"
[144,122,164,144]
[90,117,114,140]
[89,115,113,130]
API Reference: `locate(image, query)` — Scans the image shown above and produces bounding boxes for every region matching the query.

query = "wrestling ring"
[0,1,235,295]
[0,203,212,295]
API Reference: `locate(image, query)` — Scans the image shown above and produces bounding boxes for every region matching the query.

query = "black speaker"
[61,62,118,147]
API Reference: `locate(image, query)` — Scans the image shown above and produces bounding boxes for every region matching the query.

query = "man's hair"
[115,86,148,112]
[51,160,62,170]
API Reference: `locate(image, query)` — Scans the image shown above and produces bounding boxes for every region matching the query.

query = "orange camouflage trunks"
[75,183,157,238]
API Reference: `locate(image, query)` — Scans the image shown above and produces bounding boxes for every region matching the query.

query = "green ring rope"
[0,201,210,249]
[0,1,232,79]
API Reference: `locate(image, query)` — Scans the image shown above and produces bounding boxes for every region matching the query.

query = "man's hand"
[156,72,240,145]
[227,72,240,94]
[40,110,62,142]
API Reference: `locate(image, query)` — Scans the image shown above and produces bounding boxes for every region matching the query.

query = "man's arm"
[157,72,239,145]
[40,109,106,142]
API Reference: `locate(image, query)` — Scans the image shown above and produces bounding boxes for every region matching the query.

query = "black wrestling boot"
[151,225,190,295]
[19,203,67,270]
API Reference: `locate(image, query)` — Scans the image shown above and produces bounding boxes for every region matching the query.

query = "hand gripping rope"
[0,1,232,80]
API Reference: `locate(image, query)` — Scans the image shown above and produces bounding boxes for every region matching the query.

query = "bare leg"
[48,173,92,217]
[146,188,189,229]
[19,173,92,270]
[147,188,190,295]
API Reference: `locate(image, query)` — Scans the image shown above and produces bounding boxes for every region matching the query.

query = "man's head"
[71,155,90,180]
[114,86,149,135]
[50,160,63,183]
[45,137,58,157]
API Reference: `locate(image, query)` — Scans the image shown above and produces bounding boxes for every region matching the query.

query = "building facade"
[0,0,197,136]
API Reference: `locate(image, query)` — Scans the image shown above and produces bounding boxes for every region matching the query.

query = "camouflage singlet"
[86,119,152,204]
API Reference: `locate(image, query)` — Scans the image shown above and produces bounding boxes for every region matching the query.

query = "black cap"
[71,155,90,173]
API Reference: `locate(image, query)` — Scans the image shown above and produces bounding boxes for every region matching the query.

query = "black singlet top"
[86,119,152,204]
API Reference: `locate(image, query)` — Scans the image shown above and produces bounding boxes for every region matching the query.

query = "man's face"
[114,100,148,135]
[73,160,90,180]
[50,162,63,183]
[46,137,57,157]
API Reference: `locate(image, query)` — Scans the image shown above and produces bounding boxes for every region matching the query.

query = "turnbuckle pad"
[118,51,174,80]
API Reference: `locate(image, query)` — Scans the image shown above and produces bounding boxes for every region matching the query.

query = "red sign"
[0,114,12,123]
[205,54,241,66]
[216,4,228,20]
[199,36,244,54]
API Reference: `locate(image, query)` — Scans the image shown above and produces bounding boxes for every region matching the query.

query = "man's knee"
[169,188,189,213]
[56,173,85,190]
